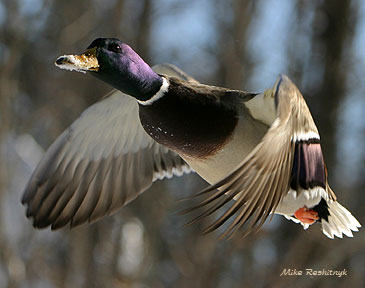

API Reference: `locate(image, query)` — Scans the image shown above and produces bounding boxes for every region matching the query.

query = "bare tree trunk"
[308,0,354,171]
[214,0,256,89]
[136,0,152,61]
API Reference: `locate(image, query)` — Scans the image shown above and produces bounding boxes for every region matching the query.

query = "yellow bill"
[55,47,99,73]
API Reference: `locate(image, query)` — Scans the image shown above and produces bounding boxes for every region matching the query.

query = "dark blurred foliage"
[0,0,364,287]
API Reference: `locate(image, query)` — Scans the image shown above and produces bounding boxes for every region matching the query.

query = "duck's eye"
[108,44,122,53]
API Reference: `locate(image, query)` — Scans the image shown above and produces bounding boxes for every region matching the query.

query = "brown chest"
[138,94,238,158]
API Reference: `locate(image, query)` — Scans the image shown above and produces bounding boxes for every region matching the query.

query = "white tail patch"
[321,201,361,239]
[276,187,361,238]
[275,188,328,216]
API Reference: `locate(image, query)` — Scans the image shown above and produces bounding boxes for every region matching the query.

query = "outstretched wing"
[184,75,326,239]
[22,64,193,230]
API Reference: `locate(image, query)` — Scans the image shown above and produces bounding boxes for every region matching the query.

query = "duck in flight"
[22,38,360,239]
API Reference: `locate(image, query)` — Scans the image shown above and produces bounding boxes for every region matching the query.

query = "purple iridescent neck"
[89,39,163,101]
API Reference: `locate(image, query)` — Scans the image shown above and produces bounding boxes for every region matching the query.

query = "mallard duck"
[22,38,360,239]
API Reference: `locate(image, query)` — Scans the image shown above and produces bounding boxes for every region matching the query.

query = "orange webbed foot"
[294,207,319,224]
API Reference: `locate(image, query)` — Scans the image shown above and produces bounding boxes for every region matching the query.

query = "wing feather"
[22,64,192,229]
[183,75,316,238]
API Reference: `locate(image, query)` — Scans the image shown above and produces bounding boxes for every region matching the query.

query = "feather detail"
[181,75,361,239]
[22,64,193,229]
[321,201,361,239]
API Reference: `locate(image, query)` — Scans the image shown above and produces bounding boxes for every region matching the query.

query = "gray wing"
[183,75,322,239]
[22,64,193,230]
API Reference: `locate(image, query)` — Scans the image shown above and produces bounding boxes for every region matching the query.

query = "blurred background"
[0,0,364,287]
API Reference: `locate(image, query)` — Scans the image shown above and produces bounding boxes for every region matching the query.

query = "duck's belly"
[182,116,268,184]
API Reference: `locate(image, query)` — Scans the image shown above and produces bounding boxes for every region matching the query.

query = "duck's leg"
[294,207,319,224]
